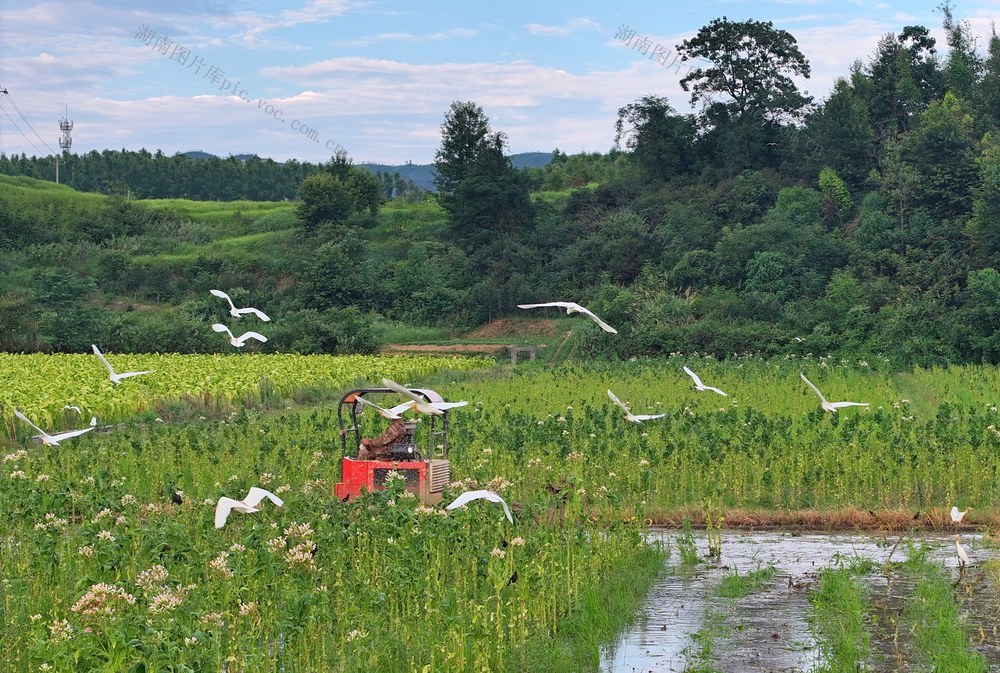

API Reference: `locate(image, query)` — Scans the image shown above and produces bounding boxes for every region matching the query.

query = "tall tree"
[614,95,696,182]
[677,17,812,122]
[938,1,982,103]
[864,26,943,140]
[433,101,498,200]
[977,27,1000,131]
[432,101,532,258]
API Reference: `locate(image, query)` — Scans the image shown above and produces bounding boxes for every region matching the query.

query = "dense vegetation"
[2,8,1000,366]
[0,149,426,202]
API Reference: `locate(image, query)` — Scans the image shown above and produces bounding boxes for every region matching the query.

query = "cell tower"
[56,106,72,183]
[59,106,72,151]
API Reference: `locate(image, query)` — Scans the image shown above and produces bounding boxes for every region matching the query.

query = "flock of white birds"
[519,299,974,567]
[12,293,972,552]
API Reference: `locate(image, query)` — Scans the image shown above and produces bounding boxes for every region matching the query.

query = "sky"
[1,0,997,166]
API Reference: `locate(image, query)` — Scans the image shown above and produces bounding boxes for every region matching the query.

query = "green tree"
[938,1,981,103]
[433,101,498,199]
[678,17,811,120]
[976,28,1000,131]
[801,76,876,186]
[614,95,696,181]
[432,101,532,257]
[863,26,943,140]
[968,132,1000,263]
[818,167,854,228]
[296,172,352,231]
[894,92,978,221]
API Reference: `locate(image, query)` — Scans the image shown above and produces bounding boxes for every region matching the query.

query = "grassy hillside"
[0,174,551,355]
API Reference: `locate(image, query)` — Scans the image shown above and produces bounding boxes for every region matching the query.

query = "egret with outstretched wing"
[214,486,284,528]
[92,345,155,385]
[800,373,869,413]
[683,366,728,396]
[517,302,617,333]
[607,390,667,423]
[446,489,513,524]
[210,289,271,322]
[14,409,96,446]
[212,324,268,348]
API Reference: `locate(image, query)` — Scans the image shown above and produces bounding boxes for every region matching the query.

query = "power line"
[0,86,59,155]
[0,101,47,155]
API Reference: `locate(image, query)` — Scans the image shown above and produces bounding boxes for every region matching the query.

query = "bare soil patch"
[380,343,511,354]
[466,318,559,340]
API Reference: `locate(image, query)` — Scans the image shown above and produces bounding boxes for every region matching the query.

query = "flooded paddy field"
[602,530,1000,673]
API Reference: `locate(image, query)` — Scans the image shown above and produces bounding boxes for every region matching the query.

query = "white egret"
[354,393,468,420]
[14,409,96,446]
[953,534,970,568]
[516,302,617,333]
[445,489,513,524]
[381,378,444,416]
[683,366,728,396]
[212,323,267,348]
[214,486,284,529]
[950,506,971,524]
[63,405,82,414]
[607,390,667,423]
[210,289,271,322]
[353,395,404,420]
[92,345,155,385]
[800,373,869,413]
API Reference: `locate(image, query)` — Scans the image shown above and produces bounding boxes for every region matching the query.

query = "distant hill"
[179,150,554,192]
[358,152,553,191]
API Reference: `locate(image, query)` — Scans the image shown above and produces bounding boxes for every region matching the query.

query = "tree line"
[3,5,1000,366]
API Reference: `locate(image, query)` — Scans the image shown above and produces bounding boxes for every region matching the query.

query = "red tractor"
[334,386,452,505]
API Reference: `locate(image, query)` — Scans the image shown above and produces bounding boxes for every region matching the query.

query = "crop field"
[3,354,1000,671]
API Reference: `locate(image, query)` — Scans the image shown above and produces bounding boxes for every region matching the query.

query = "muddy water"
[600,530,992,673]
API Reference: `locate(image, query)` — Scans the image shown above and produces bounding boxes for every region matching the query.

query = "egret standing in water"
[953,534,970,569]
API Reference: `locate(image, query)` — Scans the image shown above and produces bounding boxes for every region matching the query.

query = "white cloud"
[525,18,601,37]
[333,27,478,47]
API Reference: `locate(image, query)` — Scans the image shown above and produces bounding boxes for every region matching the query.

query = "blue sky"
[1,0,997,165]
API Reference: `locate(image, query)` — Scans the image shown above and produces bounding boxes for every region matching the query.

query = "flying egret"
[516,302,617,334]
[92,345,155,385]
[446,489,514,524]
[683,366,728,396]
[607,390,667,423]
[953,534,970,568]
[209,289,271,322]
[800,373,869,413]
[950,506,971,524]
[14,409,96,446]
[353,395,404,420]
[62,405,82,414]
[214,486,284,528]
[381,378,445,416]
[212,323,268,348]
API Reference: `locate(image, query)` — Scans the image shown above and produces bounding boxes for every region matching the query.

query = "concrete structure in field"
[510,346,537,364]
